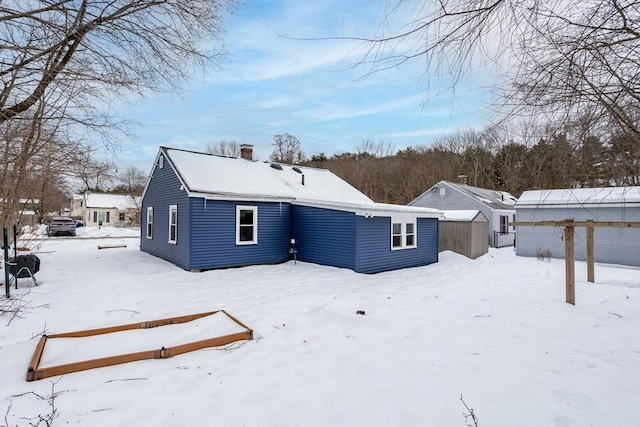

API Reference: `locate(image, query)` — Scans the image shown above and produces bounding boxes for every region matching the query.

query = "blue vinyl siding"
[140,158,191,269]
[355,217,438,273]
[189,200,291,270]
[291,205,357,270]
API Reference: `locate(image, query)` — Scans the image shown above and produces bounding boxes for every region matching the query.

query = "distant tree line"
[303,120,639,205]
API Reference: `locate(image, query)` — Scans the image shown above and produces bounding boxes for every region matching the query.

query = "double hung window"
[236,206,257,245]
[146,207,153,239]
[168,205,177,244]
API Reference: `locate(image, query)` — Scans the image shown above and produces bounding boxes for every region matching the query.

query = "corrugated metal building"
[515,187,640,267]
[438,210,489,259]
[140,146,441,274]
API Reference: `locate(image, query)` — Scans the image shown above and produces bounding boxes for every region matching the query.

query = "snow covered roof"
[159,148,440,218]
[85,193,140,210]
[440,210,488,222]
[165,148,373,204]
[516,187,640,208]
[419,181,518,210]
[0,198,40,204]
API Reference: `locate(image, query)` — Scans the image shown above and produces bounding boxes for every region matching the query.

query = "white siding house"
[409,180,517,247]
[515,187,640,267]
[72,192,141,227]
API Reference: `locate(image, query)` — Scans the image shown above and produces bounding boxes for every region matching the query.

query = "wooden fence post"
[586,219,595,283]
[564,220,575,305]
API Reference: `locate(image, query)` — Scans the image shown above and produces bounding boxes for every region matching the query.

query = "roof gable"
[408,180,517,211]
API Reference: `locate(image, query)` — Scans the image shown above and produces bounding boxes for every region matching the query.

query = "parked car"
[47,216,77,237]
[74,219,84,227]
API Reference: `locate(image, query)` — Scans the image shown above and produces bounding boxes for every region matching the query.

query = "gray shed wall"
[438,218,489,259]
[515,205,640,267]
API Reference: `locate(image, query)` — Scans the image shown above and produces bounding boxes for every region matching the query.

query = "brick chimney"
[240,144,253,160]
[457,175,468,185]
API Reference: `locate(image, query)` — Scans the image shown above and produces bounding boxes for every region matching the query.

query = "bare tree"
[0,1,232,124]
[206,140,241,157]
[270,134,305,164]
[354,0,639,140]
[119,166,147,194]
[0,0,233,229]
[355,140,396,158]
[0,96,77,228]
[433,130,496,188]
[66,147,116,192]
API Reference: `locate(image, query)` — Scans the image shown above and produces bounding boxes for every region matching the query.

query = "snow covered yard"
[1,235,639,427]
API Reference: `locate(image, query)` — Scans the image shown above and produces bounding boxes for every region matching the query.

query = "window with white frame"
[168,205,177,244]
[146,207,153,239]
[236,206,257,245]
[391,219,417,250]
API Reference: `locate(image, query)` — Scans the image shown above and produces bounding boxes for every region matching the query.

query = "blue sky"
[114,0,494,171]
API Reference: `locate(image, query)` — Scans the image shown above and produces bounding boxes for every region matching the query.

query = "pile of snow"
[0,240,638,426]
[75,226,140,238]
[18,224,48,237]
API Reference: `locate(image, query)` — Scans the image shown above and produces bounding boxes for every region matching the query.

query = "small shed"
[515,187,640,267]
[438,210,489,259]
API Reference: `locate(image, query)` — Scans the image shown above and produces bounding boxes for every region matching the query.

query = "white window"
[406,222,415,246]
[236,206,257,245]
[146,207,153,239]
[391,220,417,250]
[168,205,177,244]
[158,155,164,169]
[392,223,403,248]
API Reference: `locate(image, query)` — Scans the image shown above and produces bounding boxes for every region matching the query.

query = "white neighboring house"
[409,180,518,247]
[515,186,640,267]
[71,192,141,227]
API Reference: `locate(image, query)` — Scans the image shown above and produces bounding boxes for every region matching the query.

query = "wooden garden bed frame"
[26,310,253,382]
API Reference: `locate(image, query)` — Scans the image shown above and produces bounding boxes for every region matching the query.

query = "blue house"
[140,146,441,274]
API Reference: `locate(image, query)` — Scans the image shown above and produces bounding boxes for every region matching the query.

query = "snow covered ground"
[1,230,639,427]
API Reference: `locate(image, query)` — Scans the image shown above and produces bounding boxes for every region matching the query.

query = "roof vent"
[270,163,283,170]
[292,166,302,174]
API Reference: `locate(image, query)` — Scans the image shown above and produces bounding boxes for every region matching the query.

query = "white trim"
[146,206,153,239]
[236,205,258,245]
[390,218,418,250]
[168,204,177,244]
[292,199,441,218]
